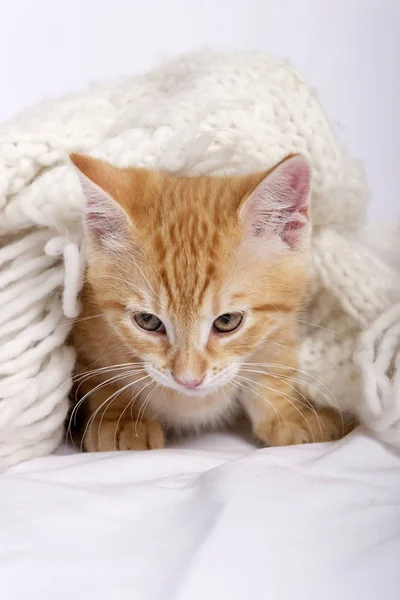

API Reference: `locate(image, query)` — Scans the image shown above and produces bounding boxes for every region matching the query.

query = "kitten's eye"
[213,312,243,334]
[133,312,165,333]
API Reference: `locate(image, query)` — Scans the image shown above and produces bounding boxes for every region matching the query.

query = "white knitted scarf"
[1,51,399,471]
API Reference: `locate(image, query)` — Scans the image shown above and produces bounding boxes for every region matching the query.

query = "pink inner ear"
[77,172,128,249]
[279,158,311,245]
[242,155,312,249]
[285,159,311,211]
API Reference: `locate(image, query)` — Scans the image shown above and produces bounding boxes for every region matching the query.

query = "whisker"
[134,381,158,437]
[72,362,146,390]
[81,271,154,302]
[72,368,147,397]
[73,362,146,382]
[112,378,154,449]
[131,259,158,300]
[57,358,145,397]
[67,369,145,444]
[73,369,147,402]
[233,375,288,430]
[241,371,325,438]
[73,367,145,408]
[239,367,339,412]
[253,306,344,338]
[97,374,153,449]
[238,361,337,406]
[82,374,151,451]
[289,316,345,338]
[240,368,344,437]
[61,313,105,325]
[235,374,318,441]
[267,340,299,354]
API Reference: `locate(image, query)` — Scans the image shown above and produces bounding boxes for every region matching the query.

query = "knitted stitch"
[0,51,398,470]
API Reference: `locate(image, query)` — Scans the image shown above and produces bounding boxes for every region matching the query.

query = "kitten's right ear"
[70,153,130,251]
[239,154,311,252]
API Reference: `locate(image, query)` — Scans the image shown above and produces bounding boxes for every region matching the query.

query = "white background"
[0,0,398,217]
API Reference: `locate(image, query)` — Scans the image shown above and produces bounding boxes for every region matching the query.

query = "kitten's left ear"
[240,154,312,250]
[70,153,131,251]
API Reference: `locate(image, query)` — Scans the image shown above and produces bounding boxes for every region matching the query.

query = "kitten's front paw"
[255,421,314,446]
[83,419,165,452]
[254,408,350,447]
[118,420,165,451]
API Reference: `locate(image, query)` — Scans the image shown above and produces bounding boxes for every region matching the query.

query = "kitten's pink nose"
[173,374,204,389]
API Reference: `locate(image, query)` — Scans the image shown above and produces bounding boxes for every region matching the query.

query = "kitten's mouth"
[171,384,209,397]
[145,364,237,397]
[160,377,213,397]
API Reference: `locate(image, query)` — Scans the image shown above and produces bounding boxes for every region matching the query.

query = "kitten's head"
[71,153,311,397]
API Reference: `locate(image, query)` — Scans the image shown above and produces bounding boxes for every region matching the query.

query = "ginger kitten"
[69,153,345,451]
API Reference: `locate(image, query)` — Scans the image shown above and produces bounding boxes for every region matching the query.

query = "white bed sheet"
[1,427,399,600]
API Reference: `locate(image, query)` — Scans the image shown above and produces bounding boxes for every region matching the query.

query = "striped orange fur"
[69,154,349,451]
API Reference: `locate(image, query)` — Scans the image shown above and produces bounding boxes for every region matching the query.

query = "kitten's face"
[71,154,311,397]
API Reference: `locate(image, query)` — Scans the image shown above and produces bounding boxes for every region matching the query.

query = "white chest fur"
[148,386,239,432]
